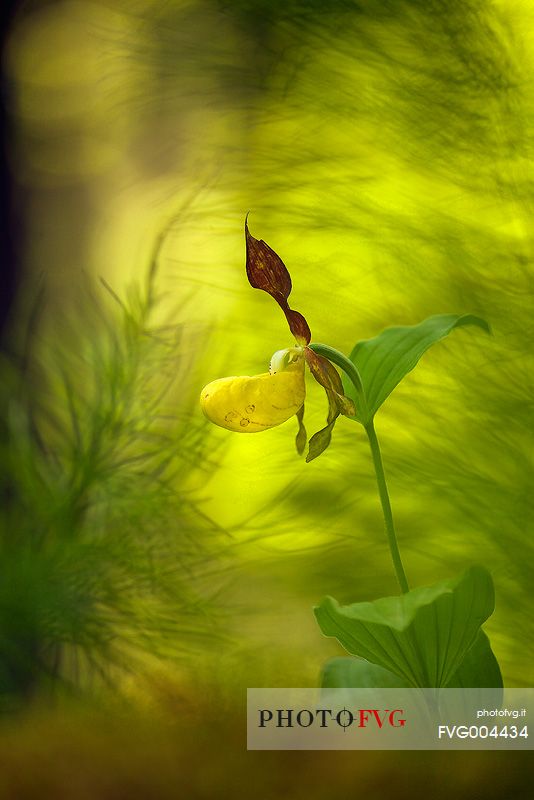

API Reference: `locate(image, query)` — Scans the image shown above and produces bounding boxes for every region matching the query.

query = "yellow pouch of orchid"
[200,364,305,432]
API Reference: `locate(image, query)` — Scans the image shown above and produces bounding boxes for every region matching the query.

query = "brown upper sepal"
[245,216,311,345]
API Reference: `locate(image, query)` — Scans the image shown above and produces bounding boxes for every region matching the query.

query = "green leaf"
[439,631,503,717]
[314,566,495,688]
[321,657,411,689]
[342,314,490,424]
[320,631,502,694]
[446,630,503,689]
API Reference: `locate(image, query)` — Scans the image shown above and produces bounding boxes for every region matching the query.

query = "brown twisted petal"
[295,403,307,455]
[245,216,311,345]
[302,349,352,461]
[304,348,356,417]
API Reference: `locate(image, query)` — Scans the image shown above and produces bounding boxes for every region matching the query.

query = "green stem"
[365,418,409,594]
[309,341,408,593]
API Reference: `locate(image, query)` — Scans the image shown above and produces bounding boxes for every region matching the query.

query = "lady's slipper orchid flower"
[200,218,356,461]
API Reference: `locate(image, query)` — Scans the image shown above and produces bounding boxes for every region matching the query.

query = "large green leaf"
[320,630,502,693]
[446,630,502,689]
[314,566,495,688]
[342,314,490,424]
[321,657,411,689]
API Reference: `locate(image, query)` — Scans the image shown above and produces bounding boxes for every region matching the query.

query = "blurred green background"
[1,0,533,796]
